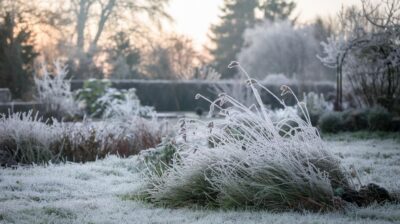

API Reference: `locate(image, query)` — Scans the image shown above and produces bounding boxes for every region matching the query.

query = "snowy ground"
[1,138,400,224]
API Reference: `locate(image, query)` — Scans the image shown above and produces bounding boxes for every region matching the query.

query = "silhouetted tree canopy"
[0,11,38,99]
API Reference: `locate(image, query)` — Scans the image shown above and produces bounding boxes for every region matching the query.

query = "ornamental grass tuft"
[139,62,351,212]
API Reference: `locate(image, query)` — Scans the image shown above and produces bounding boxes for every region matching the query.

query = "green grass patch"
[119,193,148,202]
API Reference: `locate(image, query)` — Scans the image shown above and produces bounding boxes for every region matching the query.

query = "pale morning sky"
[166,0,365,49]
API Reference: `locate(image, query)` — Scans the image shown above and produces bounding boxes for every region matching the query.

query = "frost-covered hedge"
[71,79,335,112]
[0,111,169,166]
[318,107,395,133]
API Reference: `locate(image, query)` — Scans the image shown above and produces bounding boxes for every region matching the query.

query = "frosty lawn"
[1,138,399,224]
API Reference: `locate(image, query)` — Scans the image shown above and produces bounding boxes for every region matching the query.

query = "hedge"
[71,80,335,112]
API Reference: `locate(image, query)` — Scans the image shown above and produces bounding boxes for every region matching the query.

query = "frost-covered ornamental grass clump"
[140,62,350,211]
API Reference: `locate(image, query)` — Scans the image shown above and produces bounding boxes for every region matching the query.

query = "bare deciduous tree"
[142,35,205,80]
[319,0,400,111]
[31,0,171,78]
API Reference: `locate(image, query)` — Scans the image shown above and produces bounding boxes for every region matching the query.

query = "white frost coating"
[0,140,399,223]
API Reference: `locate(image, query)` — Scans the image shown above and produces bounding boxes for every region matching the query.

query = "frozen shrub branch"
[318,0,400,110]
[34,61,79,117]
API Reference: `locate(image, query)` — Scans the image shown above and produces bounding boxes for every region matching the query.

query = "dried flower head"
[227,61,240,68]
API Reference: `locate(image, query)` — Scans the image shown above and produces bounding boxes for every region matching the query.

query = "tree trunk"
[88,0,116,53]
[76,0,92,51]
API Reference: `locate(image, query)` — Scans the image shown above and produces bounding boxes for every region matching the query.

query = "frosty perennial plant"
[34,61,78,116]
[140,62,350,211]
[97,88,155,119]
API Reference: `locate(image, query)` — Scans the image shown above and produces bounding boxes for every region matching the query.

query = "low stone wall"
[71,80,335,111]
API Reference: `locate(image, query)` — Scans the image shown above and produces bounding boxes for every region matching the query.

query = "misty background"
[0,0,398,114]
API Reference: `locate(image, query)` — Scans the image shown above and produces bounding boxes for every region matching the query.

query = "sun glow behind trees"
[167,0,362,49]
[0,0,370,94]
